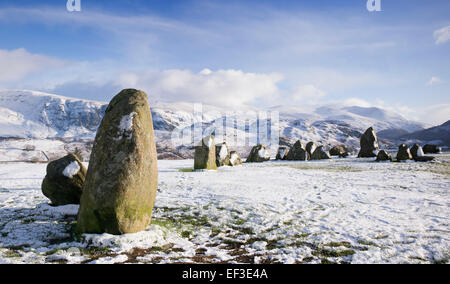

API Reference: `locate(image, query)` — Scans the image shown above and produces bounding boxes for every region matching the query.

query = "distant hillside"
[0,90,435,161]
[400,120,450,147]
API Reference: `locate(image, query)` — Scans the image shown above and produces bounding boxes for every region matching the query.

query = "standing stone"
[310,146,331,160]
[194,135,217,170]
[306,142,317,157]
[77,89,158,235]
[41,154,86,206]
[329,145,349,157]
[246,144,270,163]
[410,144,423,159]
[358,127,379,158]
[276,146,289,160]
[286,140,309,161]
[423,144,442,154]
[228,151,243,166]
[396,144,412,161]
[215,142,230,167]
[376,150,392,162]
[411,144,435,162]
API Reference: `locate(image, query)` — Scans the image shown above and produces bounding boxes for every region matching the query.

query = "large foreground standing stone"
[215,142,230,167]
[286,140,309,161]
[42,154,86,206]
[310,146,331,160]
[358,127,379,158]
[396,144,412,161]
[77,89,158,235]
[194,135,217,170]
[246,144,270,163]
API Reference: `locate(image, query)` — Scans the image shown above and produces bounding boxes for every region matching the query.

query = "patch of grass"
[181,231,192,238]
[178,168,194,172]
[3,250,21,258]
[21,218,35,224]
[323,242,352,248]
[234,218,247,226]
[358,240,379,247]
[312,248,356,258]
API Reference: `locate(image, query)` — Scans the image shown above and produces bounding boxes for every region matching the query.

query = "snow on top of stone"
[62,161,80,178]
[219,144,228,159]
[278,148,286,158]
[230,153,239,164]
[119,112,136,133]
[258,147,269,159]
[203,136,213,149]
[417,146,424,157]
[116,112,137,140]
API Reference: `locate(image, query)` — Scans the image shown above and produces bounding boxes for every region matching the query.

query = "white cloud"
[427,77,441,86]
[0,48,66,83]
[416,104,450,126]
[434,26,450,44]
[291,85,325,101]
[115,69,284,107]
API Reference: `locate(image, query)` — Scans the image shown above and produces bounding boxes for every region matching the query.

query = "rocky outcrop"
[286,140,308,161]
[310,146,331,160]
[41,154,86,206]
[376,150,392,162]
[194,135,217,170]
[396,144,412,161]
[358,127,379,158]
[228,151,243,166]
[246,144,270,163]
[77,89,158,235]
[329,145,349,157]
[276,146,289,160]
[215,142,230,167]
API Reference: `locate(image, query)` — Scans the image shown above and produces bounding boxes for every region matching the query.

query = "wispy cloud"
[427,77,441,86]
[434,25,450,44]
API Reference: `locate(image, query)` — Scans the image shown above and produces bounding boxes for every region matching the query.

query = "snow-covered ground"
[0,155,449,264]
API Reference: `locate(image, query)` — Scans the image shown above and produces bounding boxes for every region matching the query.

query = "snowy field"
[0,155,449,264]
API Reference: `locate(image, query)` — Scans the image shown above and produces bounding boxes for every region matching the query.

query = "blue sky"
[0,0,449,125]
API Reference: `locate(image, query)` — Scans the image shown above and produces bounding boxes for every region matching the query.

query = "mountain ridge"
[0,90,446,161]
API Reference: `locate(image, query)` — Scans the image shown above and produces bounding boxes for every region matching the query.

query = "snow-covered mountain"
[0,90,436,161]
[399,120,450,148]
[0,90,106,139]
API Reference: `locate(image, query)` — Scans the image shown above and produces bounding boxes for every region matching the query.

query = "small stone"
[276,146,289,160]
[41,154,86,206]
[396,144,413,161]
[228,151,243,166]
[310,146,331,160]
[246,144,270,163]
[376,150,392,162]
[286,140,309,161]
[194,135,217,170]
